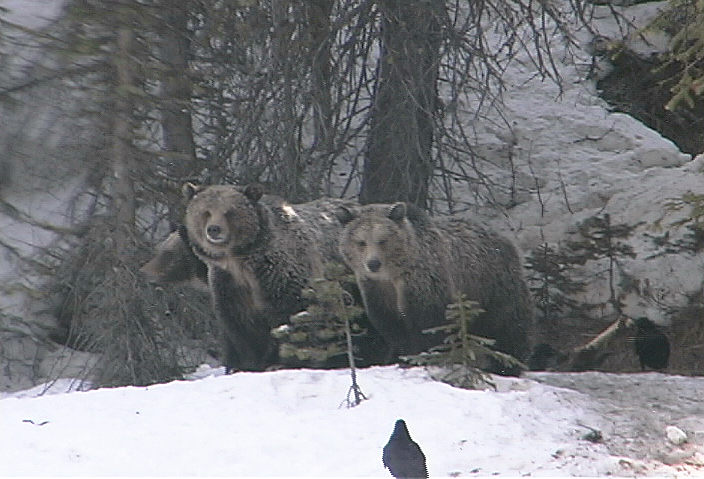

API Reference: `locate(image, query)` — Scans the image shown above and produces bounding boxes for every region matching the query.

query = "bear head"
[183,183,265,261]
[336,202,412,282]
[140,224,209,292]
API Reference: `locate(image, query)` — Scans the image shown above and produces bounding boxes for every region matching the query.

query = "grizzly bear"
[336,202,534,362]
[140,225,209,292]
[183,183,360,372]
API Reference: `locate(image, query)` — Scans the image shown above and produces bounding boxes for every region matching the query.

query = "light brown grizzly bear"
[139,191,289,292]
[336,202,534,362]
[140,225,210,292]
[183,183,359,372]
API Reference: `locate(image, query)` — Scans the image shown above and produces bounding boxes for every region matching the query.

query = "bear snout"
[206,224,228,244]
[366,258,382,273]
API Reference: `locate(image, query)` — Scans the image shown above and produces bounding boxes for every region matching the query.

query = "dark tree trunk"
[308,0,334,154]
[306,0,335,197]
[270,0,302,199]
[360,0,443,208]
[156,0,197,224]
[157,2,196,175]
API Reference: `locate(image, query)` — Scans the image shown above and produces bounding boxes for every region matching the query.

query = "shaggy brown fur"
[140,225,210,292]
[183,183,358,371]
[337,202,534,361]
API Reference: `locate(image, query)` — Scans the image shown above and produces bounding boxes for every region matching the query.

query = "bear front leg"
[209,267,271,372]
[221,320,269,373]
[359,278,414,363]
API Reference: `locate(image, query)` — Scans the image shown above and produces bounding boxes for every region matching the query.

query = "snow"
[1,0,65,30]
[2,365,703,477]
[453,0,704,325]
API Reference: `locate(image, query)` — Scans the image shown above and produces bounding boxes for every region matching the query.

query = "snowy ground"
[2,365,703,477]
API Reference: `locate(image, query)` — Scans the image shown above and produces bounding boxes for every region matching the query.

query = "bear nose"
[367,258,381,273]
[206,225,226,243]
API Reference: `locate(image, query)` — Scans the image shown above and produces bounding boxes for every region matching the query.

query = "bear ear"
[335,205,357,225]
[244,184,264,203]
[388,202,407,222]
[183,182,203,201]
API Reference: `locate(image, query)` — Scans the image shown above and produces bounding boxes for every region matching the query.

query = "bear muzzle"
[366,258,382,273]
[206,224,229,244]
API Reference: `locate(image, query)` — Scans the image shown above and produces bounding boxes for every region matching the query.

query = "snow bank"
[2,366,702,476]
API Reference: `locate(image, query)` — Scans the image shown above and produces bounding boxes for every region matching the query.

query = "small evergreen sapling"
[525,242,586,330]
[652,191,704,255]
[272,263,365,368]
[525,214,638,329]
[402,294,525,389]
[272,263,367,406]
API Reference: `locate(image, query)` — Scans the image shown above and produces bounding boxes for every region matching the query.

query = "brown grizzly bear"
[140,225,209,292]
[336,202,534,362]
[183,183,360,372]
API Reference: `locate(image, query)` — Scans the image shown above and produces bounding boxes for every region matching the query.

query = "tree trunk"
[360,0,443,208]
[308,0,334,153]
[271,0,302,199]
[112,26,136,246]
[157,0,197,223]
[306,0,335,198]
[158,0,197,182]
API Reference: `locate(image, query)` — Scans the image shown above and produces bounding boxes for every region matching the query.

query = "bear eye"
[356,240,367,248]
[377,239,387,246]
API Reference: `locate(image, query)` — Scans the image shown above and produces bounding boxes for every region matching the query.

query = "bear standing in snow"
[183,183,358,372]
[336,202,534,361]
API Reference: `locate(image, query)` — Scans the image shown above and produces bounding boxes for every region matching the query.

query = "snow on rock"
[667,426,688,446]
[460,0,704,324]
[1,366,703,476]
[508,163,704,324]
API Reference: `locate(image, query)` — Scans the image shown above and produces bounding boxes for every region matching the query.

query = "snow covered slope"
[2,366,703,476]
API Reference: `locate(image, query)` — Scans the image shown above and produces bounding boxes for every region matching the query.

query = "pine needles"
[402,295,526,390]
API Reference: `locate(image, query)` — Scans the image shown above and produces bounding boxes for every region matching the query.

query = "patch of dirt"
[597,47,704,156]
[527,371,704,470]
[532,298,704,376]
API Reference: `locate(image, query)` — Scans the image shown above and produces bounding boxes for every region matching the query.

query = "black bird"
[633,317,670,370]
[382,419,428,479]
